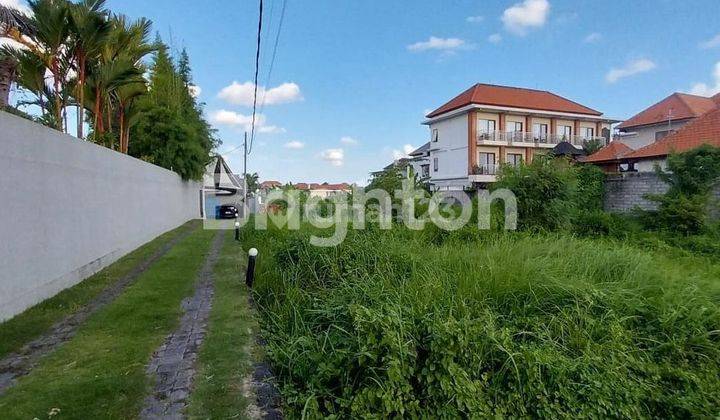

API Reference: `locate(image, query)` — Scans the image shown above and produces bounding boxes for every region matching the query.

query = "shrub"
[493,156,577,231]
[643,145,720,235]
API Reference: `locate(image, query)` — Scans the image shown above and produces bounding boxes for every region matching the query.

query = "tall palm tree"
[21,0,71,130]
[85,14,152,149]
[68,0,109,138]
[0,4,35,107]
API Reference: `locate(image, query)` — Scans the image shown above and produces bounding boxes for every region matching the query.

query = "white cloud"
[502,0,550,35]
[605,58,656,83]
[340,136,358,145]
[188,84,201,98]
[407,36,469,52]
[320,148,344,167]
[392,144,416,160]
[699,34,720,50]
[209,109,284,133]
[466,15,484,23]
[688,62,720,97]
[488,33,502,44]
[584,32,602,43]
[217,81,303,107]
[284,140,305,149]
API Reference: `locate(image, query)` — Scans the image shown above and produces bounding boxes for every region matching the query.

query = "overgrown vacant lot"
[242,223,720,418]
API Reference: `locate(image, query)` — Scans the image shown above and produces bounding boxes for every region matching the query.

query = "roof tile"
[617,93,717,130]
[625,107,720,159]
[426,83,602,118]
[584,141,634,163]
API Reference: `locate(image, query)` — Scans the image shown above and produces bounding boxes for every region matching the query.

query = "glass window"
[478,152,496,174]
[507,153,523,166]
[433,157,438,172]
[533,123,548,140]
[507,121,523,132]
[582,127,595,138]
[421,164,430,177]
[478,119,496,134]
[432,128,439,142]
[655,130,672,141]
[559,125,572,138]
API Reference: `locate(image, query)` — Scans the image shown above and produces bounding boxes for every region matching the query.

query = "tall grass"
[242,223,720,418]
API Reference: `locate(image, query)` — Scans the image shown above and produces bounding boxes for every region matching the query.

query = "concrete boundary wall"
[0,111,202,321]
[604,171,720,216]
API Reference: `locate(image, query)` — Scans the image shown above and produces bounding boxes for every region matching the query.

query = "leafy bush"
[492,156,577,231]
[643,145,720,235]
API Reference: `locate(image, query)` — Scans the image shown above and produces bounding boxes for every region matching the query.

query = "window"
[478,152,496,174]
[507,121,523,132]
[655,130,672,141]
[581,127,595,139]
[533,123,548,141]
[433,157,438,172]
[478,119,496,134]
[507,153,523,166]
[421,164,430,177]
[559,125,572,138]
[432,128,439,142]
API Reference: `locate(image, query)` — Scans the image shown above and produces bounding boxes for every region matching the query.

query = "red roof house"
[426,83,602,119]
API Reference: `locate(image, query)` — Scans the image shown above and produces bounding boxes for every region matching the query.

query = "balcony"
[468,164,501,183]
[477,131,607,148]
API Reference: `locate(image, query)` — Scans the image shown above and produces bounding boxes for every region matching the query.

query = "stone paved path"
[0,223,198,394]
[140,231,224,419]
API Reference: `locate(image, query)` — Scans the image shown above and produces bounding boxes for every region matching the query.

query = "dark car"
[215,204,238,219]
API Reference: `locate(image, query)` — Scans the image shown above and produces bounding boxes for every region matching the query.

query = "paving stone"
[139,231,223,419]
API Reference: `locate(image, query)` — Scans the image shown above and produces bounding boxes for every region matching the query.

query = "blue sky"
[10,0,720,184]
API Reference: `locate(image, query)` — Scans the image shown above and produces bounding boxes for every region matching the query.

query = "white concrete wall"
[428,114,470,190]
[620,121,688,150]
[0,111,202,321]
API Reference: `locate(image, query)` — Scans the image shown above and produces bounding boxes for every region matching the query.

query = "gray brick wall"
[604,172,720,217]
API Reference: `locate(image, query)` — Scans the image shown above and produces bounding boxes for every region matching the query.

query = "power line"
[259,0,288,115]
[248,0,264,155]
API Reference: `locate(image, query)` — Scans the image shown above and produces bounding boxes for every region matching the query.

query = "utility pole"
[243,131,248,218]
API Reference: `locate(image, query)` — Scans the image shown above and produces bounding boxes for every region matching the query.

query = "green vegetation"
[241,223,720,418]
[0,0,217,179]
[188,232,256,418]
[0,221,196,359]
[641,145,720,235]
[0,228,215,418]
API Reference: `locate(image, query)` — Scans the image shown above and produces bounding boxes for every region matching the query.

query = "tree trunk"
[118,107,125,153]
[52,60,63,131]
[0,56,17,108]
[77,57,85,139]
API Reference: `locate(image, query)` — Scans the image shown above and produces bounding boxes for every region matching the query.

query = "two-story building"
[423,83,615,190]
[587,91,720,172]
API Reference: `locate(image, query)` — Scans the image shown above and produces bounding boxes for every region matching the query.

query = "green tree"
[0,3,35,108]
[129,36,217,180]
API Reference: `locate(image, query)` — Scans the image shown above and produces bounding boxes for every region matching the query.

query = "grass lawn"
[240,223,720,418]
[0,227,215,418]
[187,232,256,418]
[0,220,198,360]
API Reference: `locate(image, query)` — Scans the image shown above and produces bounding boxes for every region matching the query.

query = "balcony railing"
[471,164,500,175]
[478,131,607,147]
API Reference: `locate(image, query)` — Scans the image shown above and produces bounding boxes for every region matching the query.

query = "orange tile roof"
[625,107,720,159]
[292,182,351,191]
[426,83,603,118]
[617,92,717,130]
[260,180,282,189]
[584,141,634,163]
